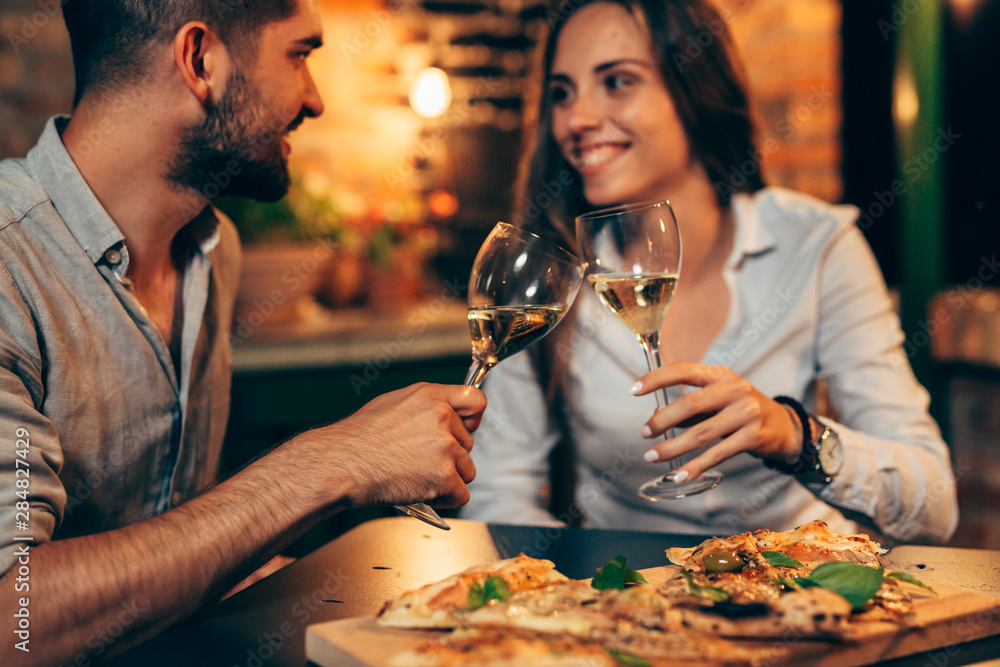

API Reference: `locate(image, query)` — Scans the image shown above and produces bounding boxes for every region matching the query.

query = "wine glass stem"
[637,332,681,473]
[465,359,491,388]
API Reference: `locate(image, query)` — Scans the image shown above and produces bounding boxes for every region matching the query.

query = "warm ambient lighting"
[949,0,982,24]
[892,63,920,130]
[409,67,452,119]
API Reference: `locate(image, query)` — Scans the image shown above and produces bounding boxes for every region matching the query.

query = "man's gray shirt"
[0,116,241,575]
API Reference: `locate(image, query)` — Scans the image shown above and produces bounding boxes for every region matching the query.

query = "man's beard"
[168,69,304,203]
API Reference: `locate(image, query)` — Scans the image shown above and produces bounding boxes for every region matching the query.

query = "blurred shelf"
[231,299,471,373]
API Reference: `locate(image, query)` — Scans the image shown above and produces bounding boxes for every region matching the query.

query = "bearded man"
[0,2,484,664]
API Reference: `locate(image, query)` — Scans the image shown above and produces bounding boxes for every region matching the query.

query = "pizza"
[389,627,619,667]
[662,519,919,631]
[377,553,568,629]
[377,521,937,665]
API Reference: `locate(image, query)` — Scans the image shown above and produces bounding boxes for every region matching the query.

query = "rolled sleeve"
[0,269,66,576]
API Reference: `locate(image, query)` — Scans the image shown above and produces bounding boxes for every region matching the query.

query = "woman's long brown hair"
[518,0,765,423]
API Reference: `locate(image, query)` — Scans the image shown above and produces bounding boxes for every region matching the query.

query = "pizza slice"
[377,554,568,629]
[662,520,916,636]
[750,519,886,567]
[459,579,757,664]
[388,627,618,667]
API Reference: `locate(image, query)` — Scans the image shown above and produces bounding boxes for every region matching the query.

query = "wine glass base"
[393,503,451,530]
[637,470,723,501]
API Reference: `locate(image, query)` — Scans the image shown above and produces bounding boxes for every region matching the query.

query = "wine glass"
[576,200,722,500]
[396,222,584,529]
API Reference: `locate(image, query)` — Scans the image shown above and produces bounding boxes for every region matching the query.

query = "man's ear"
[173,21,229,104]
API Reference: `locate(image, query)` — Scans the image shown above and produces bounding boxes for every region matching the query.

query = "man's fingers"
[433,477,471,509]
[462,413,485,433]
[454,448,476,485]
[440,384,488,417]
[446,408,476,453]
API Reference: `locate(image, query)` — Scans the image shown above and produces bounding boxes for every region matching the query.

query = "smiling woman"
[462,0,959,547]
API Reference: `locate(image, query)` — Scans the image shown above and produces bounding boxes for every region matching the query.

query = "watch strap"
[766,395,815,475]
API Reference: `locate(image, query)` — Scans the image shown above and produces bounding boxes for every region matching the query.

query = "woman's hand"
[631,362,804,480]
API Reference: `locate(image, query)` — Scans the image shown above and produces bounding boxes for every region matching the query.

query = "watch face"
[819,429,844,476]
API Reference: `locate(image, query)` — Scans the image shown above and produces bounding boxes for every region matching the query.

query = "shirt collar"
[26,115,222,265]
[726,191,777,269]
[27,116,125,265]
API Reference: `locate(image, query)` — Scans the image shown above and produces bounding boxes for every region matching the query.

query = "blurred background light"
[409,67,452,119]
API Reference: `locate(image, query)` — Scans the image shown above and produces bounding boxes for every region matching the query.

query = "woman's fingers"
[642,376,745,438]
[670,427,757,481]
[643,402,749,462]
[631,362,732,395]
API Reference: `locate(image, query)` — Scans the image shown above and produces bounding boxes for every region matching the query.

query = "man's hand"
[291,383,487,510]
[0,383,485,667]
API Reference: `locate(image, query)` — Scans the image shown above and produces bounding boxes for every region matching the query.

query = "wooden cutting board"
[305,566,1000,666]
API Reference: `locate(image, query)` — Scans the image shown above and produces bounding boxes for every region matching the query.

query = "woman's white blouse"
[462,187,958,544]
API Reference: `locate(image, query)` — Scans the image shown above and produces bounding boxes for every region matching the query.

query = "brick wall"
[1,0,842,201]
[720,0,844,202]
[0,0,74,160]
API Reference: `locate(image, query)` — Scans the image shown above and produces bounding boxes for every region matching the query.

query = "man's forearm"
[0,440,346,666]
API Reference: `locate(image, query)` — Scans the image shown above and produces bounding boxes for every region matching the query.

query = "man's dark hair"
[62,0,297,107]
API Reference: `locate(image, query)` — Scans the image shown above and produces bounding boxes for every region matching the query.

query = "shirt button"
[104,248,122,264]
[171,491,183,507]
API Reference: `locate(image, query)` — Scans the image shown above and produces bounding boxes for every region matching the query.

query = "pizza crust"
[680,588,853,639]
[377,554,568,629]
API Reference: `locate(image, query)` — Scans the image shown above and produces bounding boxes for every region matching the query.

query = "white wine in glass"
[396,222,583,528]
[577,200,722,500]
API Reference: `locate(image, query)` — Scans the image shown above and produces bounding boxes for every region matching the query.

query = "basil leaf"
[592,555,627,590]
[803,562,884,610]
[468,582,486,610]
[762,551,805,568]
[681,570,730,602]
[774,576,819,591]
[775,576,802,591]
[468,577,511,609]
[623,568,649,586]
[607,649,652,666]
[483,576,511,602]
[887,571,938,596]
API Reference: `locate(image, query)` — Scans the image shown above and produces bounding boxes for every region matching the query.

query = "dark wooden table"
[107,518,1000,666]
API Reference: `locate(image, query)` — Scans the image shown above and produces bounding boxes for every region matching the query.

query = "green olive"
[703,550,744,573]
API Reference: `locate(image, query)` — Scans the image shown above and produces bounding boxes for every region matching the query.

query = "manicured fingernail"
[673,470,690,483]
[641,424,653,438]
[629,381,643,395]
[644,450,659,463]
